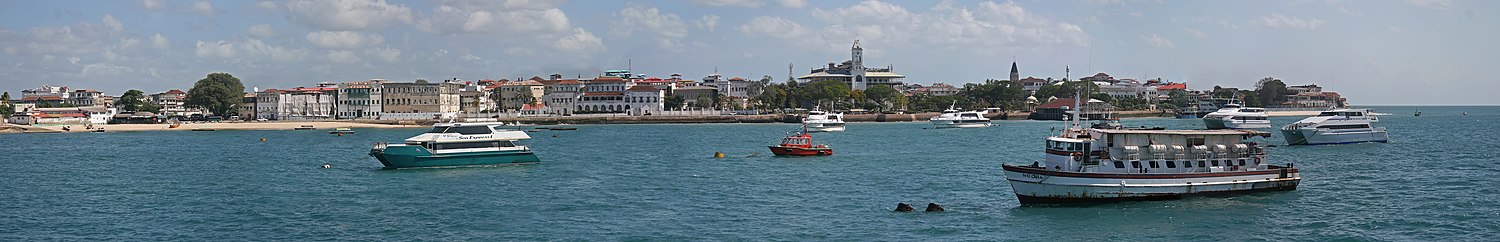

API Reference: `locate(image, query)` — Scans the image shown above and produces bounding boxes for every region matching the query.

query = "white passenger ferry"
[1203,103,1271,129]
[802,110,846,132]
[1280,109,1388,145]
[1001,97,1300,203]
[929,102,991,128]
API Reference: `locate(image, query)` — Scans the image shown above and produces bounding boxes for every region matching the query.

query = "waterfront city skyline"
[1,0,1495,105]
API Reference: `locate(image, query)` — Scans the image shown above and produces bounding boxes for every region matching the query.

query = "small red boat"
[768,131,833,156]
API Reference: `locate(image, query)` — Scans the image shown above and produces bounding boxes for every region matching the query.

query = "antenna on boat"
[1071,65,1082,131]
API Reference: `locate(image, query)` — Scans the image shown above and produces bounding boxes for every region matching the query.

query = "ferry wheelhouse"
[369,122,540,168]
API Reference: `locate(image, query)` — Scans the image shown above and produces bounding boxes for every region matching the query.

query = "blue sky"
[1,0,1494,105]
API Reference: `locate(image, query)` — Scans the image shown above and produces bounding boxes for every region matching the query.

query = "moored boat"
[1202,103,1271,129]
[1001,92,1300,204]
[329,128,354,134]
[294,125,316,130]
[1280,109,1388,145]
[768,130,833,156]
[368,122,540,169]
[929,102,991,128]
[802,109,846,132]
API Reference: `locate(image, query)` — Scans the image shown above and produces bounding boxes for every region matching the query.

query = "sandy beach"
[6,122,417,133]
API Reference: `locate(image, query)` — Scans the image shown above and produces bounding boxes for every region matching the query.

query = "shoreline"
[2,110,1325,134]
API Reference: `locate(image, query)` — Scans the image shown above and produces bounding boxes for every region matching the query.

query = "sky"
[0,0,1495,105]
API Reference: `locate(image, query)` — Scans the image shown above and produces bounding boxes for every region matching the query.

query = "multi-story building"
[914,83,961,96]
[337,80,384,119]
[1020,77,1049,96]
[255,89,285,120]
[625,85,664,115]
[542,79,584,115]
[497,80,545,112]
[238,93,257,120]
[21,85,69,99]
[674,86,718,107]
[797,40,905,91]
[279,86,337,120]
[67,89,109,107]
[381,81,462,119]
[151,89,190,116]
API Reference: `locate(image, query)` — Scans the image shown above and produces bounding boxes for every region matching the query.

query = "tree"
[794,80,851,108]
[185,73,246,116]
[1033,80,1099,102]
[0,92,11,118]
[415,79,430,84]
[1254,77,1291,107]
[863,85,901,112]
[663,94,686,109]
[117,89,149,112]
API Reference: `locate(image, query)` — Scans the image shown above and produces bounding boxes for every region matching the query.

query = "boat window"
[453,126,492,135]
[1183,161,1192,168]
[1166,161,1177,168]
[1187,138,1206,146]
[1348,112,1363,116]
[1113,161,1125,169]
[499,141,516,147]
[432,141,498,150]
[428,126,450,133]
[1322,124,1370,129]
[1239,160,1246,166]
[1130,161,1140,168]
[1198,161,1206,167]
[1149,161,1160,169]
[1211,160,1220,167]
[1318,112,1338,116]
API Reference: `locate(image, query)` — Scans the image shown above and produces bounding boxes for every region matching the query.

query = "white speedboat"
[1203,104,1271,129]
[929,103,991,128]
[802,110,846,132]
[1280,109,1388,145]
[369,122,540,168]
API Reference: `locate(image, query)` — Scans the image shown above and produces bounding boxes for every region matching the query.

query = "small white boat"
[802,110,846,132]
[929,102,991,128]
[1203,103,1271,129]
[1280,109,1388,145]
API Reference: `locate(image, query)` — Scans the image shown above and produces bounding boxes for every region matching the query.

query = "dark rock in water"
[925,203,944,212]
[895,203,914,212]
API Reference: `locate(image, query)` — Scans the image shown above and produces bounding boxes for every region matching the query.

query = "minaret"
[1009,61,1020,82]
[850,40,867,91]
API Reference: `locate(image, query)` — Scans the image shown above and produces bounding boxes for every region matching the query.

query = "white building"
[337,80,383,119]
[796,40,905,91]
[625,85,664,115]
[541,79,584,115]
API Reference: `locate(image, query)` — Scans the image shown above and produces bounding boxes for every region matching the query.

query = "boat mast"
[1070,65,1082,131]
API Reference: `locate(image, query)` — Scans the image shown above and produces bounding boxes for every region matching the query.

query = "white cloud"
[151,32,171,49]
[285,0,413,31]
[1184,28,1206,39]
[142,0,165,10]
[366,46,401,63]
[305,31,385,49]
[1405,0,1453,10]
[615,4,689,48]
[752,0,1087,53]
[194,39,310,63]
[248,24,276,38]
[779,0,807,8]
[191,1,218,15]
[415,2,570,35]
[102,15,124,32]
[1250,13,1324,30]
[1142,34,1175,48]
[553,28,605,54]
[697,15,720,31]
[327,50,359,64]
[256,1,278,10]
[694,0,766,8]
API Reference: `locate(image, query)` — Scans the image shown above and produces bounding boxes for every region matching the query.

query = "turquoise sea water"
[2,106,1497,241]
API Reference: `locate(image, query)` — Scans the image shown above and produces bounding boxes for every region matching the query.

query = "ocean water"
[2,106,1497,241]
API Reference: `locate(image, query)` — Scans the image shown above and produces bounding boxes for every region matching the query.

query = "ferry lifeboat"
[768,131,833,156]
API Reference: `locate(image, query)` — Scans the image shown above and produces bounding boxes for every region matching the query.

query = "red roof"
[38,113,87,118]
[1036,98,1080,109]
[288,87,336,92]
[555,79,582,85]
[521,103,545,111]
[164,89,186,95]
[627,85,660,92]
[1155,83,1187,90]
[581,92,624,97]
[20,96,64,101]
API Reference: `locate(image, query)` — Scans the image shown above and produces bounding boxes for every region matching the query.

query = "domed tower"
[850,40,867,91]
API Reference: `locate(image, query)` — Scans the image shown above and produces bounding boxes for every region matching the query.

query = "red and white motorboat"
[768,130,833,156]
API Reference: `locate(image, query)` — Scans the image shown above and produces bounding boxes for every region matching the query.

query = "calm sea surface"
[2,106,1497,241]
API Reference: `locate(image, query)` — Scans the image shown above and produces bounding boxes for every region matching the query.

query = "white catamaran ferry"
[1280,109,1388,145]
[1001,95,1300,203]
[802,110,846,132]
[1202,103,1271,129]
